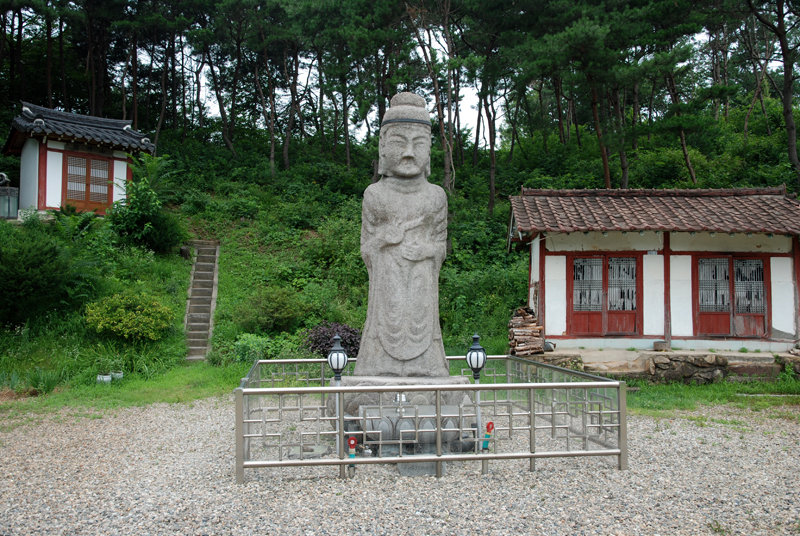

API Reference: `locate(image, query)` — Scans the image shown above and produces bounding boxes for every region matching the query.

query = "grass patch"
[627,378,800,414]
[0,361,249,420]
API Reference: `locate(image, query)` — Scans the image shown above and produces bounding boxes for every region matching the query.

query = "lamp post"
[327,335,348,477]
[466,334,487,460]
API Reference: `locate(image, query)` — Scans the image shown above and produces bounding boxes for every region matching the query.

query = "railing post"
[529,385,536,472]
[618,382,628,470]
[435,389,442,478]
[235,387,244,484]
[338,390,346,479]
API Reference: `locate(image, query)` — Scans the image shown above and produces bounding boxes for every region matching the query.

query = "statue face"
[379,124,431,179]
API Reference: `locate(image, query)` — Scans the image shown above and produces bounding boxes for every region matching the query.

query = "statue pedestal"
[327,376,473,476]
[332,375,471,415]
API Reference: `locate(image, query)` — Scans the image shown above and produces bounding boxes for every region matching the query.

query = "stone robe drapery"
[354,178,449,377]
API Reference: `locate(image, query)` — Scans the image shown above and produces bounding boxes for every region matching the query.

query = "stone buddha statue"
[354,92,449,377]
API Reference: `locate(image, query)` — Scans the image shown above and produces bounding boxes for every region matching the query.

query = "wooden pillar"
[539,236,546,334]
[664,231,672,346]
[37,139,47,209]
[793,236,800,339]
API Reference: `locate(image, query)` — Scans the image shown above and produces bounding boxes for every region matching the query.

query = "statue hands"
[400,242,441,262]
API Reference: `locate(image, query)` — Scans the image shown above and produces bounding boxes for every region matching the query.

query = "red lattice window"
[62,153,112,212]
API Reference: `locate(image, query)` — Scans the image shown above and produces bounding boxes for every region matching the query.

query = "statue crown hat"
[381,92,431,128]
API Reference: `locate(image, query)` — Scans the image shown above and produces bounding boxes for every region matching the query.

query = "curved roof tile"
[4,102,155,154]
[510,187,800,237]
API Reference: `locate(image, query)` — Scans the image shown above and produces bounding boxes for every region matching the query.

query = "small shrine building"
[2,102,154,215]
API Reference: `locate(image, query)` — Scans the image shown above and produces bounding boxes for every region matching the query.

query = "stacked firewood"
[508,307,544,356]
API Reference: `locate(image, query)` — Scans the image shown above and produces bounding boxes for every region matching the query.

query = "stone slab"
[398,461,445,477]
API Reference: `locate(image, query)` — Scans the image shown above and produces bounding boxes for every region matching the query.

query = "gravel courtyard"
[1,395,798,535]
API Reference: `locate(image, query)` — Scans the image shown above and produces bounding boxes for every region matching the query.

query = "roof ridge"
[518,187,787,198]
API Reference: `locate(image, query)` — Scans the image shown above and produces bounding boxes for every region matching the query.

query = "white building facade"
[509,188,800,352]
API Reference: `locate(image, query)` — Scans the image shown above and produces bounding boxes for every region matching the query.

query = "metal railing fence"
[235,355,627,483]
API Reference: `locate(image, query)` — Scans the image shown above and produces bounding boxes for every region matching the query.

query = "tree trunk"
[591,85,612,188]
[46,15,52,108]
[341,75,351,171]
[776,21,800,183]
[206,50,237,158]
[254,63,276,178]
[282,45,298,169]
[59,17,67,110]
[153,59,167,155]
[318,49,327,147]
[473,92,483,166]
[666,73,697,184]
[632,80,639,151]
[613,87,629,189]
[121,45,132,120]
[507,95,520,164]
[484,95,496,216]
[154,53,167,142]
[410,21,452,190]
[744,54,770,142]
[194,57,203,130]
[170,31,177,130]
[180,34,187,140]
[132,34,138,129]
[555,76,565,144]
[16,10,25,101]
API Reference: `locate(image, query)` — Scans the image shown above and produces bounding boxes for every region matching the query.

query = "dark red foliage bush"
[301,321,361,359]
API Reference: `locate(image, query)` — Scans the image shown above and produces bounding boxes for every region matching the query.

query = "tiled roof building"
[2,103,153,214]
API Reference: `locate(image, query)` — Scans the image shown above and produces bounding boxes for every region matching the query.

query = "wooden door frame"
[61,150,113,213]
[691,253,772,339]
[566,252,644,337]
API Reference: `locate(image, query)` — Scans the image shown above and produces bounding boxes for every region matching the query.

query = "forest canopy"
[0,0,798,206]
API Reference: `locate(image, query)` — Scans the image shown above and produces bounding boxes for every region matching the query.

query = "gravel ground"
[1,395,798,536]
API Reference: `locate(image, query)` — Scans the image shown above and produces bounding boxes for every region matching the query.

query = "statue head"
[378,92,432,179]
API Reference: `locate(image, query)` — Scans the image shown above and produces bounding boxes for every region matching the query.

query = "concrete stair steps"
[184,241,219,361]
[191,288,212,297]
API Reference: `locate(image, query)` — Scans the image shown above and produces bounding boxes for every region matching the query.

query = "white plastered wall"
[546,231,662,252]
[19,138,39,210]
[45,140,65,208]
[670,255,693,336]
[671,232,790,253]
[643,254,664,335]
[113,157,128,202]
[544,255,567,336]
[529,236,541,307]
[770,257,796,337]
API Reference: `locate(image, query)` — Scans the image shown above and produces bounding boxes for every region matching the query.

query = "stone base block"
[398,461,446,477]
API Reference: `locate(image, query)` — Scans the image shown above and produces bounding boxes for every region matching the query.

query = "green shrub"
[26,367,60,395]
[106,177,187,254]
[233,286,310,333]
[85,293,173,341]
[0,228,86,323]
[234,334,272,363]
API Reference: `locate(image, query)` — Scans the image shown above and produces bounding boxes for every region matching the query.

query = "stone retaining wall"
[647,353,728,384]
